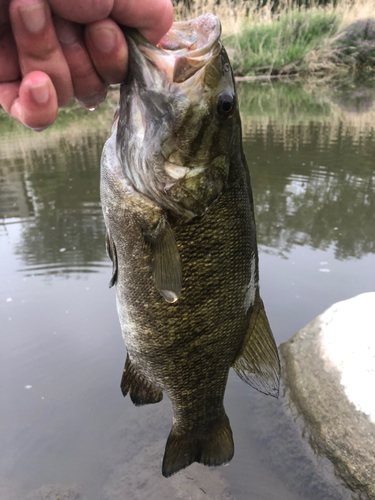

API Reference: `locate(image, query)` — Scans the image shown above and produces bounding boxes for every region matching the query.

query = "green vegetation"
[334,18,375,70]
[176,0,375,77]
[225,10,340,75]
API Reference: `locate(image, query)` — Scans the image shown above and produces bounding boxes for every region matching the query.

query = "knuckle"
[49,0,113,23]
[91,0,112,20]
[73,62,98,81]
[23,42,60,64]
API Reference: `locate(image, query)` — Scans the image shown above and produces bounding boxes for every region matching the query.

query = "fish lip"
[124,14,222,86]
[157,13,221,58]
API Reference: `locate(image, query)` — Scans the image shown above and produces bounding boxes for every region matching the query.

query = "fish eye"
[216,91,236,119]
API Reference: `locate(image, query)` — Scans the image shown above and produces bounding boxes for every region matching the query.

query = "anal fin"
[233,297,280,397]
[121,354,163,406]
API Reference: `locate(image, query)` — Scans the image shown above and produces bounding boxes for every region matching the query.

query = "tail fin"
[162,413,234,478]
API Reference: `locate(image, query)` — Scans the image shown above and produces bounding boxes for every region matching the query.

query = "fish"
[100,13,280,478]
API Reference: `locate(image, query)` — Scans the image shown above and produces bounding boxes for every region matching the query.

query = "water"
[1,82,374,499]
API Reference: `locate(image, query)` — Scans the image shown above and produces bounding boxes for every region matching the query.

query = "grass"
[226,9,340,75]
[174,0,375,77]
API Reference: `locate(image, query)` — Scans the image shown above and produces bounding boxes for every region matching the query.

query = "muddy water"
[1,81,374,499]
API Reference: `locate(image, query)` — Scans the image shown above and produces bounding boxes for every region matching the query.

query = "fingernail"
[55,20,79,45]
[18,3,46,33]
[11,101,24,124]
[89,27,116,53]
[30,81,50,104]
[75,86,108,110]
[31,126,47,132]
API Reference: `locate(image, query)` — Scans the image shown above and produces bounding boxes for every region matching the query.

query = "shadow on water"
[1,81,374,499]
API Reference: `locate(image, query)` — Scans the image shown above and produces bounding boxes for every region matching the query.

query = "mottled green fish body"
[100,14,280,478]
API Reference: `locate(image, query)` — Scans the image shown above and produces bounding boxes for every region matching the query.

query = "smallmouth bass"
[100,14,280,477]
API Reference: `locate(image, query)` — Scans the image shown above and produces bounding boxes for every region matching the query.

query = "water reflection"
[331,80,375,114]
[1,81,375,500]
[1,132,109,276]
[246,120,375,259]
[1,84,374,281]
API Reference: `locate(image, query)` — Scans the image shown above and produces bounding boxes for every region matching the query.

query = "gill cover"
[116,14,238,220]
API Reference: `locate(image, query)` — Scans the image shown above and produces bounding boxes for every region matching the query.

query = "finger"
[0,70,58,129]
[85,18,127,84]
[0,0,11,25]
[0,0,20,82]
[54,17,108,108]
[9,0,73,106]
[48,0,113,24]
[0,30,20,82]
[111,0,174,45]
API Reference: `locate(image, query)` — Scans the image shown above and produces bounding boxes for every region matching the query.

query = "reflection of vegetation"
[330,84,375,114]
[0,88,119,160]
[12,133,109,273]
[236,82,375,261]
[245,119,375,260]
[0,91,119,275]
[0,98,117,274]
[237,79,375,129]
[2,81,375,267]
[237,81,335,123]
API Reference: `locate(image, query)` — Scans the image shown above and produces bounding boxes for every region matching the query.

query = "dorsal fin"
[143,215,182,303]
[233,297,280,397]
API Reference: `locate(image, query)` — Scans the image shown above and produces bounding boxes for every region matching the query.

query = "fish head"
[116,14,239,218]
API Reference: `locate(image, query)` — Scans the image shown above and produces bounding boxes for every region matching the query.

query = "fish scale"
[101,14,280,477]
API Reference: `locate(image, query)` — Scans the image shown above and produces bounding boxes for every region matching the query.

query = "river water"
[1,81,374,500]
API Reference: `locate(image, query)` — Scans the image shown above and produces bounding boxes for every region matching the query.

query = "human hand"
[0,0,174,130]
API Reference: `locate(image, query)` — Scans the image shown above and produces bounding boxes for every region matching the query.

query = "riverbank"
[175,0,375,78]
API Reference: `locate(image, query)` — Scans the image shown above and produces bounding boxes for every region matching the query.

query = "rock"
[280,292,375,500]
[101,439,232,500]
[0,477,26,500]
[26,483,83,500]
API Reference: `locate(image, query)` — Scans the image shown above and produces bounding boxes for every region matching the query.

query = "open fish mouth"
[126,14,222,86]
[115,13,236,219]
[158,14,221,56]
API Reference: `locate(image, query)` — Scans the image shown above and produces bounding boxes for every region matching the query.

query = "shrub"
[226,10,340,75]
[335,18,375,69]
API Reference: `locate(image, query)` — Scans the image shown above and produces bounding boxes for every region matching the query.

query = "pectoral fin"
[233,298,280,397]
[144,215,182,303]
[105,229,118,288]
